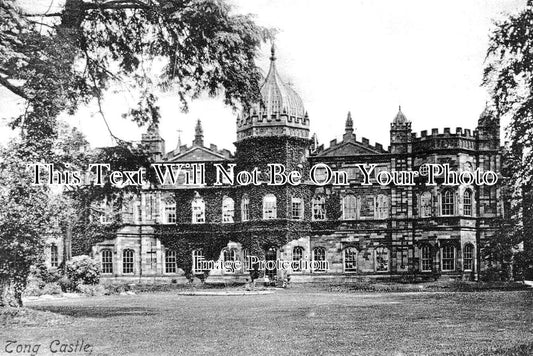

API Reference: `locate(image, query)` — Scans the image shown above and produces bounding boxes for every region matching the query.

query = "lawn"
[1,290,532,355]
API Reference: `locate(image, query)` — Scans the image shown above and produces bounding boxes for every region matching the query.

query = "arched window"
[312,195,326,221]
[263,194,277,219]
[241,195,250,221]
[441,245,455,271]
[101,249,113,274]
[420,245,432,272]
[123,249,134,274]
[291,197,304,220]
[192,249,205,274]
[344,247,357,273]
[441,190,455,216]
[463,244,474,271]
[164,197,176,223]
[463,189,473,216]
[420,192,432,217]
[312,247,326,272]
[360,196,375,218]
[165,250,177,273]
[375,247,389,272]
[376,194,390,219]
[222,196,235,223]
[50,243,58,267]
[192,196,205,223]
[292,246,304,272]
[342,195,357,220]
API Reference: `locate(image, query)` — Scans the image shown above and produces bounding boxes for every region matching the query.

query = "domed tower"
[234,45,312,223]
[235,45,311,174]
[236,45,310,142]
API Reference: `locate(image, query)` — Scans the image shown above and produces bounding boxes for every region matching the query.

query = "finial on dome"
[393,106,408,124]
[270,42,276,61]
[193,119,204,146]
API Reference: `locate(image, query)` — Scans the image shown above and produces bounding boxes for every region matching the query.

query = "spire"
[270,42,276,61]
[193,119,203,146]
[176,129,182,151]
[345,111,354,134]
[393,105,409,124]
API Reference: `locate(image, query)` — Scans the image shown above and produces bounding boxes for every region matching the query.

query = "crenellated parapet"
[411,127,477,152]
[236,108,310,141]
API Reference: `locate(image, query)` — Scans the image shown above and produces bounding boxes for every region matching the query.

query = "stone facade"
[92,48,502,284]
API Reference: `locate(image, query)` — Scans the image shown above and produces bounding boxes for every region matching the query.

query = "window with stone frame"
[312,195,326,221]
[342,194,357,220]
[360,195,375,218]
[241,195,250,221]
[292,246,304,272]
[222,196,235,223]
[463,189,473,216]
[312,247,326,272]
[291,197,304,220]
[344,247,357,273]
[375,247,389,272]
[263,194,277,219]
[420,192,432,217]
[376,194,390,219]
[123,249,134,274]
[441,245,455,271]
[164,198,176,223]
[421,245,432,272]
[192,196,205,223]
[463,244,474,271]
[165,250,177,273]
[441,189,455,216]
[50,243,59,267]
[101,249,113,274]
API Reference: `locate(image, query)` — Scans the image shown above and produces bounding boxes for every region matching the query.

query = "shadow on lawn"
[29,306,157,318]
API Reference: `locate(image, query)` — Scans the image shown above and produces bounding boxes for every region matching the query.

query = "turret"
[390,106,412,154]
[141,124,165,161]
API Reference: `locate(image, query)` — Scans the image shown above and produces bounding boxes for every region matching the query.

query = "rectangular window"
[442,246,455,271]
[165,250,177,273]
[421,246,432,272]
[291,198,303,220]
[101,250,113,274]
[241,198,250,221]
[166,205,176,223]
[50,244,59,267]
[123,250,134,274]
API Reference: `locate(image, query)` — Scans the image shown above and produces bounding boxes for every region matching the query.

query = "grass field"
[1,290,532,355]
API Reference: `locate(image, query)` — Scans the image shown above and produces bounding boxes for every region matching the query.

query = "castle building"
[92,47,503,283]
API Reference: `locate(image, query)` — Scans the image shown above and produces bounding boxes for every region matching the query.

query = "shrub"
[58,276,78,292]
[65,255,100,285]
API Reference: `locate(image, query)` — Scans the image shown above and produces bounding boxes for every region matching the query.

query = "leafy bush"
[58,276,78,292]
[65,255,100,285]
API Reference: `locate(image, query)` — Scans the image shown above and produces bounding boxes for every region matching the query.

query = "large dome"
[260,47,305,118]
[236,45,309,142]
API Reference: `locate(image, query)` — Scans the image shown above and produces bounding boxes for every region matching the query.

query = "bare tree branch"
[0,76,28,100]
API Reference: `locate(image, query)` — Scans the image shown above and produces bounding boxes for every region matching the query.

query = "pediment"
[168,147,228,162]
[318,142,382,157]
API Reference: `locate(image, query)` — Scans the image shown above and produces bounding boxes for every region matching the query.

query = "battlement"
[412,127,476,139]
[317,134,387,155]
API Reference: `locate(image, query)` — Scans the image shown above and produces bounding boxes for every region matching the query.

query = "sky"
[0,0,527,152]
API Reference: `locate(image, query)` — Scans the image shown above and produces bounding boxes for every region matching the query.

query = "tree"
[1,0,269,155]
[483,0,533,277]
[0,0,269,304]
[0,143,53,306]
